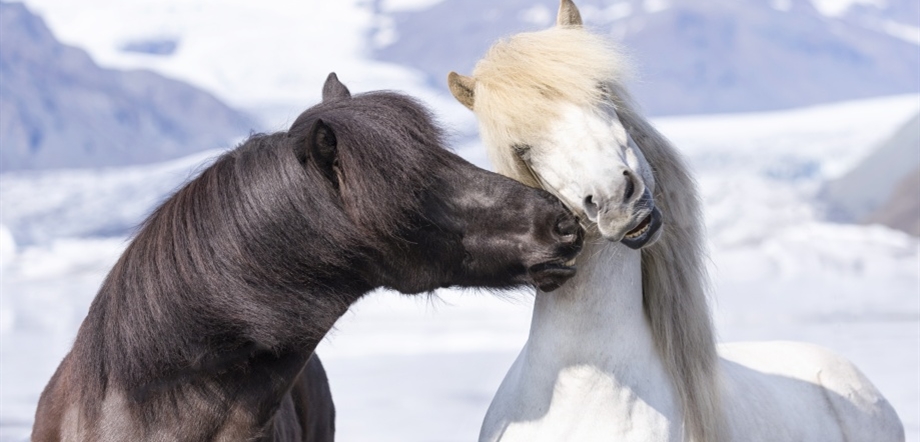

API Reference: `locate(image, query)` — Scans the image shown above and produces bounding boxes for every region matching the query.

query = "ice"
[0,150,225,245]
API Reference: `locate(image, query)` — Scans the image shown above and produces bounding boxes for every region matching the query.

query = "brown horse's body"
[34,354,334,442]
[30,74,582,441]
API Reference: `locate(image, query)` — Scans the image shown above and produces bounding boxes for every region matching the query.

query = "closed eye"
[511,144,531,157]
[597,83,611,95]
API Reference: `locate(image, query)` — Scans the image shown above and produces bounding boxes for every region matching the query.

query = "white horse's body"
[719,341,898,441]
[449,2,904,441]
[482,242,900,442]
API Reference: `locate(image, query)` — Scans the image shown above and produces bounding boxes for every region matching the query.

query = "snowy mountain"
[821,112,920,226]
[864,166,920,236]
[372,0,920,115]
[11,0,475,135]
[0,2,255,171]
[16,0,916,122]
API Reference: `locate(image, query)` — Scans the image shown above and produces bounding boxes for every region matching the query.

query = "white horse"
[448,1,905,441]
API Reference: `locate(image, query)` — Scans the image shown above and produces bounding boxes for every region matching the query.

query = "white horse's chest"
[483,344,682,442]
[480,245,681,442]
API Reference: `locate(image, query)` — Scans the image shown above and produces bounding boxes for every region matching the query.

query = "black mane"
[70,91,454,422]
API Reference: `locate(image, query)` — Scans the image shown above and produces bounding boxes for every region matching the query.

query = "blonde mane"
[469,27,725,442]
[471,28,629,186]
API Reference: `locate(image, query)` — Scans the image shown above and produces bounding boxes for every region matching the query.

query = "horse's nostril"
[583,195,599,221]
[554,216,579,238]
[623,170,636,202]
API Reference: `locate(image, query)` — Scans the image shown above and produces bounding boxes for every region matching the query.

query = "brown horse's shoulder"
[33,354,73,442]
[33,353,136,442]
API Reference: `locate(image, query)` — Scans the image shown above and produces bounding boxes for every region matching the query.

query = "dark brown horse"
[31,74,583,441]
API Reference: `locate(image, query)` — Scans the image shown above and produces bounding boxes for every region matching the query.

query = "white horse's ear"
[557,0,583,27]
[447,72,477,111]
[322,72,351,102]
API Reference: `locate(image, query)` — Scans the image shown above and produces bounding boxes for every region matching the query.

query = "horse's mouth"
[528,261,577,292]
[620,207,662,250]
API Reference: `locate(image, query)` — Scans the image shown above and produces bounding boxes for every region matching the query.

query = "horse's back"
[274,354,335,442]
[719,341,904,442]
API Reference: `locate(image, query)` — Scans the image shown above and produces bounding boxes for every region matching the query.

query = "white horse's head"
[448,5,724,441]
[448,0,661,248]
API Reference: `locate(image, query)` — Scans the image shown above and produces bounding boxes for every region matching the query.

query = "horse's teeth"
[626,224,649,239]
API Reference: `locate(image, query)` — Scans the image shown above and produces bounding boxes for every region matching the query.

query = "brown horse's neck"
[34,284,348,441]
[32,235,365,440]
[34,139,367,441]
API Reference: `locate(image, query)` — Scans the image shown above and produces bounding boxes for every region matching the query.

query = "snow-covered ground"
[2,95,918,441]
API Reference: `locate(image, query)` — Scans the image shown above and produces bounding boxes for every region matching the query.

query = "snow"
[0,225,15,269]
[0,149,226,245]
[882,20,920,45]
[811,0,889,16]
[3,1,918,440]
[2,94,918,441]
[380,0,448,13]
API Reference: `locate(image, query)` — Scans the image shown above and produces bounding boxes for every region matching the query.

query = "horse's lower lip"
[528,261,577,292]
[620,207,662,250]
[528,261,575,274]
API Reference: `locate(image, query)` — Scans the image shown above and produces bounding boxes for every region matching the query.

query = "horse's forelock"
[470,27,629,188]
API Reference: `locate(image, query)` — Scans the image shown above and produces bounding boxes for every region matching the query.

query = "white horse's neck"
[530,238,654,364]
[494,237,682,441]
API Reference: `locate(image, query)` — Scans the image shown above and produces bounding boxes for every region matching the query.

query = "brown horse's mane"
[64,91,455,427]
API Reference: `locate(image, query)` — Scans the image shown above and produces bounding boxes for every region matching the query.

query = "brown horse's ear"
[307,119,341,188]
[448,72,476,111]
[557,0,583,27]
[322,72,351,102]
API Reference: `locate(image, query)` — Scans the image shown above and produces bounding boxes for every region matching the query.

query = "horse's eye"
[511,144,531,157]
[597,83,611,96]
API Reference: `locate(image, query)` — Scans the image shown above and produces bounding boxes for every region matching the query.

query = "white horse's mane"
[472,28,628,186]
[471,27,725,442]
